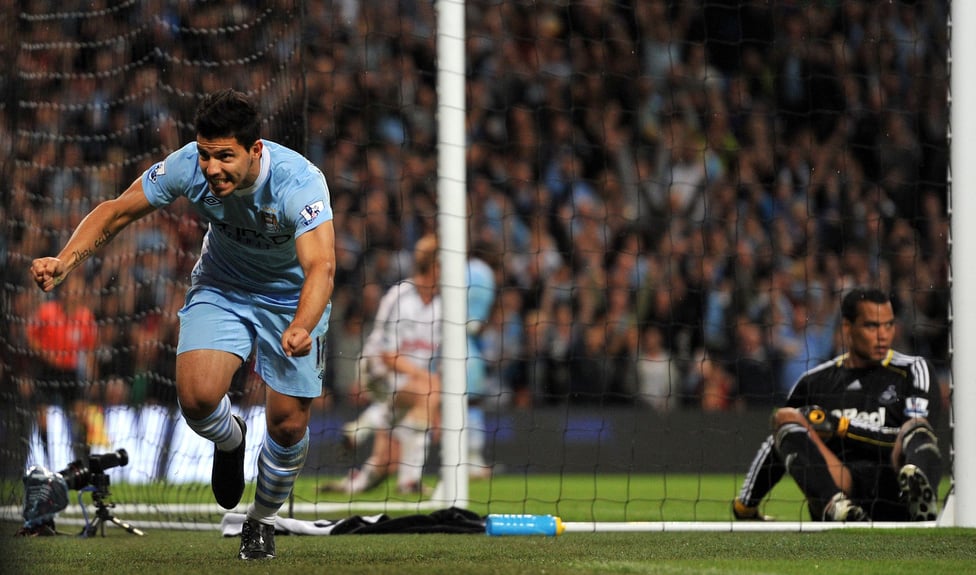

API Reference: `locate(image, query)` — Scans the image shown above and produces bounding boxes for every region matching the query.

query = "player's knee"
[268,421,309,447]
[899,417,932,436]
[770,407,804,431]
[773,421,807,457]
[900,420,939,453]
[266,409,312,446]
[176,394,221,419]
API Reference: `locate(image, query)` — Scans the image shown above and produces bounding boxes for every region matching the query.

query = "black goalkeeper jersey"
[785,349,938,457]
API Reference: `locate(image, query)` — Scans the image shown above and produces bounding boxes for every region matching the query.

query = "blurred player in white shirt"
[330,238,499,492]
[330,234,441,494]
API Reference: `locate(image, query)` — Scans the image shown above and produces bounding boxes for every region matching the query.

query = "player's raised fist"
[30,257,66,292]
[282,326,312,357]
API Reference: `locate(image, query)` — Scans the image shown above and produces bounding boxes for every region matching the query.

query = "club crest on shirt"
[879,384,898,405]
[260,208,280,232]
[299,200,324,226]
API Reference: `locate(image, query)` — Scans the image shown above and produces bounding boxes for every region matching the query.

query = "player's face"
[196,136,262,197]
[844,301,896,367]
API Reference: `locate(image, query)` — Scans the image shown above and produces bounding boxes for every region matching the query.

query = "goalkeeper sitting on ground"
[734,287,943,522]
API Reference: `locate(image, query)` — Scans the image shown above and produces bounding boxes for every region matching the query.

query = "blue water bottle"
[485,514,565,536]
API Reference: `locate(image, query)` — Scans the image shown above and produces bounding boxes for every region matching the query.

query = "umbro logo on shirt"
[204,195,222,206]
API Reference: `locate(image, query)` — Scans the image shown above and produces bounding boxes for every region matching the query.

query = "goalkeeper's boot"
[732,498,772,521]
[823,492,869,522]
[213,415,247,509]
[898,464,939,521]
[238,517,275,560]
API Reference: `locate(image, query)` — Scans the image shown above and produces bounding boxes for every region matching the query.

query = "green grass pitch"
[4,474,974,575]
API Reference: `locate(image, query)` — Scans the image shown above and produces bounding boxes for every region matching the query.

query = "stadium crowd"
[3,1,950,420]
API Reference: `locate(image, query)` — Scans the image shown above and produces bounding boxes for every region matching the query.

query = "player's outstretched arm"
[31,178,157,291]
[285,220,336,357]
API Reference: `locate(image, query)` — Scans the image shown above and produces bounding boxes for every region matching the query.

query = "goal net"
[0,1,954,530]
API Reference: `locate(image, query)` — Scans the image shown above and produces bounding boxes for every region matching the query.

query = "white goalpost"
[433,0,470,509]
[949,0,975,528]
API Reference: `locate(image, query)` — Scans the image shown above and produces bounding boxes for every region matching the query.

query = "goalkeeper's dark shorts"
[845,459,913,521]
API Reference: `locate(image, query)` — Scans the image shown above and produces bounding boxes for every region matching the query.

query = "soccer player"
[30,89,335,559]
[329,241,496,492]
[331,234,443,494]
[733,287,943,522]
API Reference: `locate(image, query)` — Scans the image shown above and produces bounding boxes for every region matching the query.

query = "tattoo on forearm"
[95,228,114,248]
[70,247,94,266]
[70,229,114,267]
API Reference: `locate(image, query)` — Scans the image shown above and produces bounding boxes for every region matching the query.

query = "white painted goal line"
[1,498,949,533]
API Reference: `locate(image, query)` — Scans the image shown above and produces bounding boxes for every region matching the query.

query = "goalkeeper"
[733,287,943,522]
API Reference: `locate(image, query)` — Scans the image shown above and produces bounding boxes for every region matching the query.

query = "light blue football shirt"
[466,257,496,396]
[141,140,333,304]
[467,257,496,328]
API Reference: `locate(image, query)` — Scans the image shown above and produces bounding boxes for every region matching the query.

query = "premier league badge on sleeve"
[299,200,324,226]
[148,161,165,183]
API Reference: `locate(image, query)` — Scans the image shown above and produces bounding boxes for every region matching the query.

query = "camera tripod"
[80,473,145,537]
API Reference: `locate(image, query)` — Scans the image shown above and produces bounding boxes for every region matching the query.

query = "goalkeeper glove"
[797,405,848,441]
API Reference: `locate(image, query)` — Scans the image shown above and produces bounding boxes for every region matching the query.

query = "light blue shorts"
[177,285,331,398]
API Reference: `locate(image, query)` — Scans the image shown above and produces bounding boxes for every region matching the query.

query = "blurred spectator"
[730,316,779,407]
[23,272,99,461]
[491,286,527,405]
[569,319,613,403]
[325,298,371,408]
[772,294,838,397]
[539,299,576,404]
[692,349,736,413]
[636,324,681,413]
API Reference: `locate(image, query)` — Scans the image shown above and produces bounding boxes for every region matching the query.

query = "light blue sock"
[249,429,309,524]
[181,396,241,452]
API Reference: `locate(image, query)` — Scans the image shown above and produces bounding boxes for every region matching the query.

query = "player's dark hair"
[194,89,261,148]
[841,287,890,323]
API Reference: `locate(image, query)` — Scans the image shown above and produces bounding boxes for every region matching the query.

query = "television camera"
[19,448,144,537]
